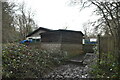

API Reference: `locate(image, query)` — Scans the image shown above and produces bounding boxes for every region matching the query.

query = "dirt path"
[44,53,96,78]
[44,64,90,78]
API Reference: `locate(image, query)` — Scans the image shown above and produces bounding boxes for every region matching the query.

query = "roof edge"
[26,27,52,37]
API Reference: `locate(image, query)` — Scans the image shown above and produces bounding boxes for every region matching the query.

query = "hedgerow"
[2,43,67,78]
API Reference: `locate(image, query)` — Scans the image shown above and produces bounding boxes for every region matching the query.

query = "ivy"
[2,43,67,78]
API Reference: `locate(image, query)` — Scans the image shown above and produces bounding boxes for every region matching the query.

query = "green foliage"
[49,51,68,65]
[2,43,67,78]
[90,53,120,78]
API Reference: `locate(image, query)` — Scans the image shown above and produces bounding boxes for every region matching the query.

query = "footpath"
[44,53,97,78]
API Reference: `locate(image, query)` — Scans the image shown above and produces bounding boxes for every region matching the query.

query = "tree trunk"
[117,27,120,77]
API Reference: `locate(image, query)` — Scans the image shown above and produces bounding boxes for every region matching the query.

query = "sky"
[12,0,99,33]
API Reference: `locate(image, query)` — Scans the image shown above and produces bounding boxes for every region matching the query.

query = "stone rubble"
[44,53,97,78]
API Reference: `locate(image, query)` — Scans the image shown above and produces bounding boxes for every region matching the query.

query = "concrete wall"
[28,42,83,57]
[40,42,83,57]
[41,42,61,53]
[28,43,41,49]
[62,44,83,57]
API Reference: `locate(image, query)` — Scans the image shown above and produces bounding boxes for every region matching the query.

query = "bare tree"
[14,2,37,40]
[2,1,38,42]
[70,0,120,76]
[82,21,95,37]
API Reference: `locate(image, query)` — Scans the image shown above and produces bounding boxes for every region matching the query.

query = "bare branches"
[70,0,120,37]
[12,1,37,40]
[2,1,37,42]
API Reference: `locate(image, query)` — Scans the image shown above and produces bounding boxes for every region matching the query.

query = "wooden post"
[97,34,101,64]
[60,31,63,53]
[118,29,120,76]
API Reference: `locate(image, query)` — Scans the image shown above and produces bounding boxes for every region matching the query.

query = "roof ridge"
[26,27,52,37]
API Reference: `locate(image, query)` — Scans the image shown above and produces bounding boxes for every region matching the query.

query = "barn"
[40,29,84,56]
[26,27,84,56]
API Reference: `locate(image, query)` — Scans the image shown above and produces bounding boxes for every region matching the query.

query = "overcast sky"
[12,0,99,33]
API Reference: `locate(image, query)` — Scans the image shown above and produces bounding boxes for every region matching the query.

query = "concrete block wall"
[28,42,83,57]
[41,42,83,56]
[61,44,83,57]
[41,42,61,53]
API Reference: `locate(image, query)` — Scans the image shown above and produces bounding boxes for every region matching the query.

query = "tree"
[2,2,19,43]
[2,1,38,42]
[82,21,95,37]
[70,0,120,77]
[14,2,37,40]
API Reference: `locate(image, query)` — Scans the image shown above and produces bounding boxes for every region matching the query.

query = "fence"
[97,35,115,62]
[98,35,115,54]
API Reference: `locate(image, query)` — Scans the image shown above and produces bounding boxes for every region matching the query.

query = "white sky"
[12,0,99,33]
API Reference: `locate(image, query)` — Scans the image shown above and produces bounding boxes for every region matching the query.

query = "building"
[26,27,84,56]
[26,27,52,42]
[40,29,84,56]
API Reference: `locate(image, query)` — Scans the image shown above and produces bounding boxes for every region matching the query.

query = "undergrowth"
[2,43,67,78]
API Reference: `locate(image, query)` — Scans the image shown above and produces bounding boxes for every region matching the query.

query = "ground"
[44,53,97,78]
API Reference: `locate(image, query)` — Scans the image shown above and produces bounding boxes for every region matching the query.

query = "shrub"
[90,53,119,78]
[2,43,67,78]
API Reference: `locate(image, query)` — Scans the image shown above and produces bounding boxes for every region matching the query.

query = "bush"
[90,53,120,78]
[2,43,67,78]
